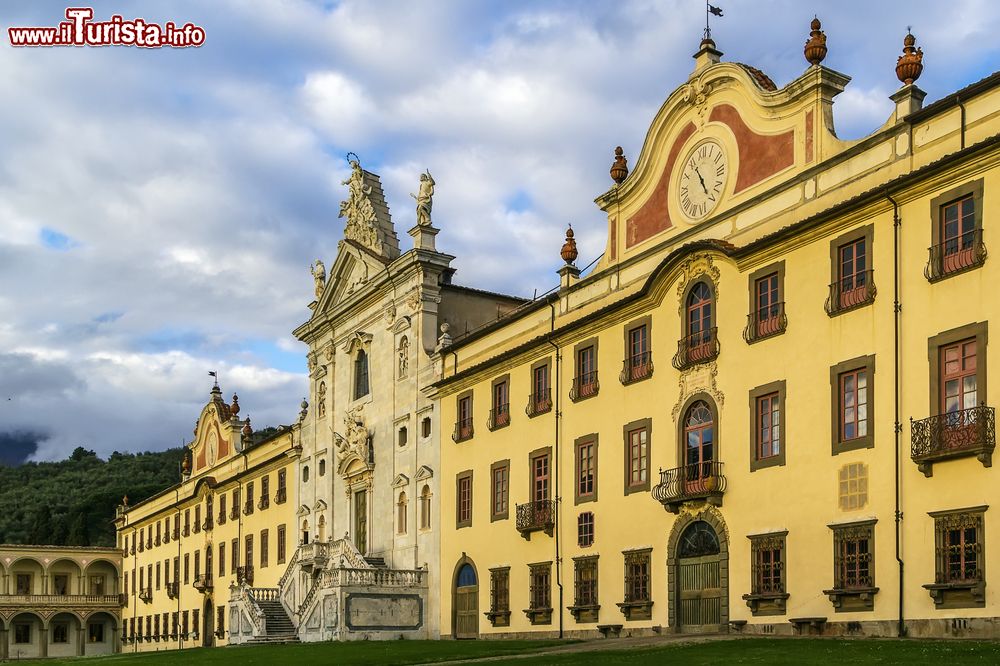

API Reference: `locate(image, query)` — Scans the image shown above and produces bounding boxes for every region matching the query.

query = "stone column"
[39,626,48,657]
[1,627,9,660]
[77,619,86,656]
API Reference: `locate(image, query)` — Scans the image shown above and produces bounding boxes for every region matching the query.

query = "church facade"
[432,24,1000,640]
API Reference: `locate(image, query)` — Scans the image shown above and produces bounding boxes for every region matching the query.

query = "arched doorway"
[202,598,214,647]
[452,556,479,639]
[667,515,728,634]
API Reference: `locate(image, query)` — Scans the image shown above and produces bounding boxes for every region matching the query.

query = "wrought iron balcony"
[620,353,653,385]
[203,516,213,532]
[173,527,180,540]
[569,371,599,402]
[525,389,552,417]
[230,505,240,521]
[130,543,135,555]
[146,537,152,549]
[743,303,787,344]
[154,535,161,547]
[137,541,144,553]
[138,588,153,604]
[163,531,170,544]
[652,461,727,513]
[910,405,995,476]
[925,229,987,282]
[218,510,227,526]
[166,582,179,600]
[244,501,254,516]
[193,574,213,593]
[824,269,876,316]
[515,499,556,540]
[452,417,474,443]
[672,329,719,371]
[275,488,287,504]
[258,495,269,511]
[487,405,511,431]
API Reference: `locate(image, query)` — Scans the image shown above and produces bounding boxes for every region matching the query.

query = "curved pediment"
[189,387,241,475]
[595,51,851,265]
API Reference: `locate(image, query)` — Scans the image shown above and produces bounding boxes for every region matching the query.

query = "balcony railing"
[218,510,227,526]
[166,582,179,600]
[487,405,511,431]
[824,269,876,316]
[570,371,599,402]
[172,527,179,540]
[620,353,653,385]
[0,594,123,608]
[154,535,161,547]
[911,405,995,476]
[244,502,254,516]
[743,303,787,344]
[525,389,552,417]
[672,328,719,371]
[452,417,474,443]
[193,575,213,593]
[258,495,270,511]
[515,499,556,539]
[163,531,170,544]
[275,488,287,504]
[652,461,727,513]
[138,588,153,604]
[230,505,240,521]
[182,525,190,537]
[203,516,213,532]
[925,229,987,282]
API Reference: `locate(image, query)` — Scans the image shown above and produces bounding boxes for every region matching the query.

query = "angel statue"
[410,170,435,227]
[310,259,326,300]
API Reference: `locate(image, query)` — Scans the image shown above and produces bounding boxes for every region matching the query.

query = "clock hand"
[694,166,709,195]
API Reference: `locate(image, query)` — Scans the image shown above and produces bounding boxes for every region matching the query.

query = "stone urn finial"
[230,393,240,417]
[896,30,924,85]
[804,16,828,66]
[610,146,629,184]
[242,417,253,438]
[560,225,579,265]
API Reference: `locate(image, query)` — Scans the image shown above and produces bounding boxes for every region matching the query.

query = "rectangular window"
[184,509,190,536]
[231,538,239,571]
[572,339,599,401]
[750,380,786,471]
[182,611,188,637]
[217,606,225,639]
[930,508,986,599]
[573,556,598,608]
[219,494,227,525]
[623,318,653,383]
[489,567,510,615]
[183,554,190,585]
[53,622,68,643]
[456,471,472,528]
[831,356,875,454]
[927,180,985,281]
[832,522,875,590]
[260,475,270,510]
[455,392,473,441]
[194,551,200,579]
[194,505,201,534]
[490,376,510,430]
[278,525,287,564]
[490,460,509,521]
[14,623,30,644]
[193,609,200,637]
[260,529,269,568]
[15,574,30,595]
[529,562,552,610]
[827,225,875,314]
[745,262,786,342]
[531,451,550,502]
[164,516,170,541]
[232,489,240,520]
[277,469,287,504]
[527,359,552,416]
[578,511,594,548]
[245,481,254,515]
[624,549,650,602]
[155,562,161,590]
[245,535,254,572]
[941,338,978,415]
[219,542,226,577]
[574,435,597,503]
[750,533,786,595]
[625,423,650,493]
[53,574,68,595]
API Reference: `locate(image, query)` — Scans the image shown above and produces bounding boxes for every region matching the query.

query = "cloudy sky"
[1,0,998,462]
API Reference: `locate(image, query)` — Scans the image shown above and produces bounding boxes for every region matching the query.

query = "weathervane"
[705,2,723,40]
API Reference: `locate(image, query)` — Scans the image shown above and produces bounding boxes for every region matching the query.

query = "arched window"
[684,400,715,488]
[420,485,432,530]
[678,521,720,558]
[318,515,326,542]
[354,349,370,399]
[457,563,477,587]
[397,491,408,534]
[398,336,410,379]
[319,459,326,477]
[685,282,715,363]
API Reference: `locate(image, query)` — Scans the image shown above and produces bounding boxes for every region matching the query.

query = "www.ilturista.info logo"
[8,7,205,48]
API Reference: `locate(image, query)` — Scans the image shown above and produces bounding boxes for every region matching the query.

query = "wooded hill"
[0,446,185,547]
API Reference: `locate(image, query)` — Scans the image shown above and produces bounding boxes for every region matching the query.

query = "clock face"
[678,140,728,220]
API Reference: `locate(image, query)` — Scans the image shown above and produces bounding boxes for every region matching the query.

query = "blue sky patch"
[39,227,80,251]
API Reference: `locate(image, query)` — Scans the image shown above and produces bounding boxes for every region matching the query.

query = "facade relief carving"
[672,360,725,420]
[675,253,722,300]
[335,405,372,474]
[339,160,381,253]
[311,259,327,300]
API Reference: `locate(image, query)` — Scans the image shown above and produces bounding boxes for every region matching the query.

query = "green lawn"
[10,637,1000,666]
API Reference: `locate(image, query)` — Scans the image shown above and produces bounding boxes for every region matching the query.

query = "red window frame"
[577,440,595,498]
[756,392,780,459]
[458,476,472,524]
[754,273,781,336]
[839,368,868,441]
[577,346,597,395]
[627,427,648,487]
[941,196,976,260]
[492,465,508,516]
[941,339,978,414]
[493,380,509,415]
[628,325,648,368]
[532,453,550,502]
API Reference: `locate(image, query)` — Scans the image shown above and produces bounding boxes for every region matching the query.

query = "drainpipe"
[545,300,563,639]
[886,192,906,638]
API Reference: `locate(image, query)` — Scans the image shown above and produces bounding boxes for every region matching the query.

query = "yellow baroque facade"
[115,385,300,651]
[0,545,122,659]
[432,32,1000,639]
